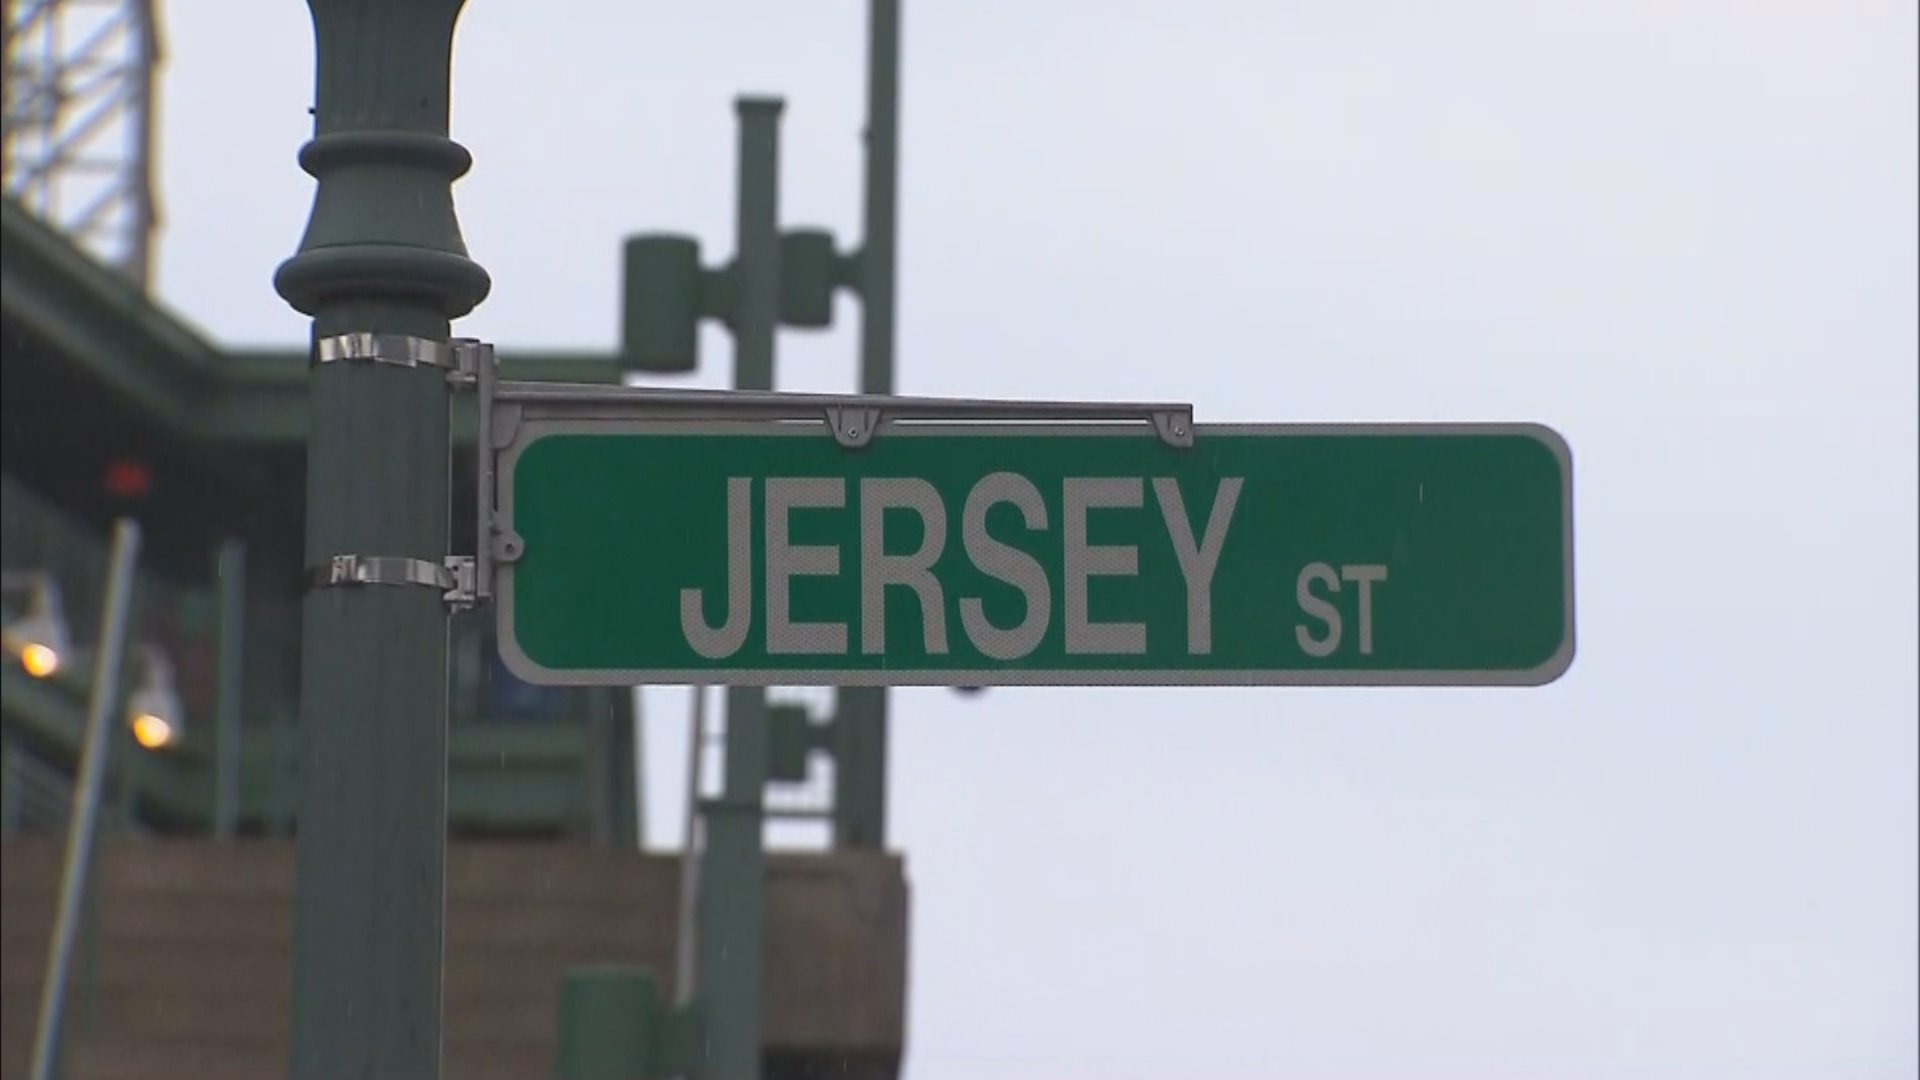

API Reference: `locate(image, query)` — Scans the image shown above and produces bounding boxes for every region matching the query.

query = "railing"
[3,472,637,840]
[0,735,73,834]
[1,475,232,734]
[3,473,594,740]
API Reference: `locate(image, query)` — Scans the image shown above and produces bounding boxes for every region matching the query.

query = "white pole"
[29,519,141,1080]
[630,687,647,849]
[673,685,708,1008]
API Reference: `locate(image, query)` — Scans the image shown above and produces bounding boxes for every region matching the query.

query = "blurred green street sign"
[494,421,1574,687]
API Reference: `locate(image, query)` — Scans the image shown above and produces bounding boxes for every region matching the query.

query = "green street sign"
[494,421,1574,687]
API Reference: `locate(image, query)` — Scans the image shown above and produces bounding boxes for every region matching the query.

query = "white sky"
[150,2,1916,1077]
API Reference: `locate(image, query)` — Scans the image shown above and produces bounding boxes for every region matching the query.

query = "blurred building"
[0,5,905,1077]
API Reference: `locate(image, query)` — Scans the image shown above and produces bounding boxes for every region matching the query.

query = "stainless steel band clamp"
[313,332,489,386]
[307,554,477,609]
[307,333,497,611]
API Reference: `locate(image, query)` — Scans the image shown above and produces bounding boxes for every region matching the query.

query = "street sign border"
[493,419,1576,688]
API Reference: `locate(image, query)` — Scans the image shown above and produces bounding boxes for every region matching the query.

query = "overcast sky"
[149,2,1917,1077]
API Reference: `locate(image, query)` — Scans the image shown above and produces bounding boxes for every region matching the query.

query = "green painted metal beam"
[4,199,628,450]
[1,200,211,434]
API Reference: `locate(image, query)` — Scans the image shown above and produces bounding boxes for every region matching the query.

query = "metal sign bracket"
[825,405,883,449]
[307,334,499,611]
[455,338,501,609]
[492,381,1197,450]
[313,332,463,375]
[463,368,1194,610]
[307,554,476,609]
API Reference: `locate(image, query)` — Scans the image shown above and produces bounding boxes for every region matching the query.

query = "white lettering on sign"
[766,478,847,655]
[1295,562,1342,657]
[1341,563,1387,655]
[675,473,1254,662]
[959,472,1051,661]
[679,477,753,659]
[1063,478,1146,655]
[861,478,949,655]
[1294,561,1388,658]
[1153,477,1243,656]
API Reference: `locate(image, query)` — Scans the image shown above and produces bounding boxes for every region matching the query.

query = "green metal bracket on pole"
[619,225,839,374]
[555,965,700,1080]
[621,235,708,373]
[778,229,841,327]
[766,702,832,784]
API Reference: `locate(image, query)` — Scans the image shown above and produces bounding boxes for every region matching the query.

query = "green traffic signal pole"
[857,0,900,405]
[835,0,901,851]
[273,2,489,1077]
[697,96,785,1080]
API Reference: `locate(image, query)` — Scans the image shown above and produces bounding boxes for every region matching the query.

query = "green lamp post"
[273,1,488,1076]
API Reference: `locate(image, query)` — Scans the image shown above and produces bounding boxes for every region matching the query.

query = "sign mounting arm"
[491,381,1197,450]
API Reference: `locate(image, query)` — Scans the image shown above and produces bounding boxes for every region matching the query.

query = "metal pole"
[836,0,902,851]
[675,685,707,1009]
[127,0,158,291]
[272,2,489,1077]
[28,519,141,1080]
[696,95,784,1080]
[631,688,648,849]
[858,0,901,397]
[214,538,244,840]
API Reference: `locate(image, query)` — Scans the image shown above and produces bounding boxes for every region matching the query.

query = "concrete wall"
[0,837,906,1079]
